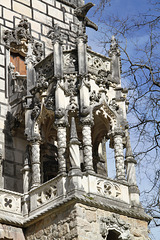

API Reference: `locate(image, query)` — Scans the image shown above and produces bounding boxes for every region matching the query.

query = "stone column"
[57,124,67,174]
[31,140,41,188]
[125,131,140,205]
[113,129,126,180]
[48,25,63,78]
[77,34,88,75]
[82,121,94,173]
[22,145,30,216]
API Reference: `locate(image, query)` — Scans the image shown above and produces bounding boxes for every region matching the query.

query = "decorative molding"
[37,185,57,206]
[100,214,133,239]
[97,180,121,199]
[3,17,33,55]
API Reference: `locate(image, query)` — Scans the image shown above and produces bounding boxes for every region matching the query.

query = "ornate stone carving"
[82,124,94,172]
[57,126,67,173]
[31,140,41,188]
[74,3,98,33]
[48,25,63,45]
[97,180,121,198]
[36,68,48,90]
[113,130,126,180]
[0,192,21,213]
[44,93,55,112]
[8,62,27,95]
[109,36,120,57]
[63,51,78,72]
[69,117,81,170]
[37,185,57,205]
[3,17,33,54]
[33,42,43,62]
[100,214,133,239]
[87,51,110,73]
[109,99,119,111]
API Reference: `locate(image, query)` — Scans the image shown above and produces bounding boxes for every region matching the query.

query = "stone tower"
[0,0,151,239]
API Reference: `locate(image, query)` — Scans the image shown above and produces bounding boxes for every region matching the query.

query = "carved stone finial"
[48,25,63,46]
[3,17,33,47]
[109,36,120,56]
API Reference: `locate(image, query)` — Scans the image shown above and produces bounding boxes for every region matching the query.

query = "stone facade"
[25,203,149,240]
[0,0,151,239]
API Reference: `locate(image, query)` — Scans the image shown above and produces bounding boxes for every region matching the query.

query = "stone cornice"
[0,191,151,228]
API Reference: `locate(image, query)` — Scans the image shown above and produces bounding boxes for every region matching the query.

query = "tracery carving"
[100,214,133,240]
[63,52,78,71]
[37,185,57,205]
[87,52,110,73]
[97,180,121,198]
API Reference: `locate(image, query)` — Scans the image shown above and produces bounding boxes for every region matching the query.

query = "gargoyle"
[75,2,98,31]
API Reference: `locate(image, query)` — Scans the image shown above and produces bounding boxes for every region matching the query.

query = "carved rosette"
[57,126,67,173]
[31,140,41,188]
[97,180,121,198]
[82,123,94,172]
[113,130,126,180]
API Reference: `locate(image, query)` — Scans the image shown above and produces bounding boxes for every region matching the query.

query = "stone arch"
[92,104,117,175]
[100,214,133,240]
[107,229,120,240]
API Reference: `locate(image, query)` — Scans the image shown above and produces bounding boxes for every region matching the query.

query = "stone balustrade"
[0,174,130,222]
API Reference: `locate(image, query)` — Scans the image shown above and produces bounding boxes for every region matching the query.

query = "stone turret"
[0,0,151,239]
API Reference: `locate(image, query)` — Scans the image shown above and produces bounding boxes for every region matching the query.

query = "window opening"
[10,52,26,75]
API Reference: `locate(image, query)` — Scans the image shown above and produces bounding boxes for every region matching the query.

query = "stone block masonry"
[25,203,149,240]
[0,0,80,54]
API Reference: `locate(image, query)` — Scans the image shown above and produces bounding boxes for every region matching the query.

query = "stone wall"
[25,203,150,240]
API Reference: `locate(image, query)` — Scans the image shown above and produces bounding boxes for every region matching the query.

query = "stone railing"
[29,175,66,213]
[82,174,130,204]
[0,174,130,222]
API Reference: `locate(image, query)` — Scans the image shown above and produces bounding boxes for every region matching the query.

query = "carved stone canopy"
[3,17,33,56]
